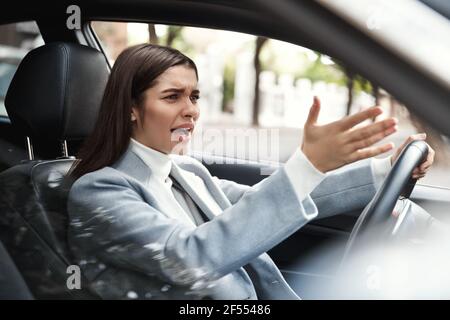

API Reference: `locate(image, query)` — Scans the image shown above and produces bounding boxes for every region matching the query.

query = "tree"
[328,57,374,116]
[252,36,268,126]
[166,26,183,47]
[148,24,158,44]
[345,69,355,116]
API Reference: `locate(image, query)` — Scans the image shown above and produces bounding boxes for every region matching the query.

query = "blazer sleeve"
[214,158,378,219]
[310,159,377,219]
[211,176,252,204]
[68,166,318,288]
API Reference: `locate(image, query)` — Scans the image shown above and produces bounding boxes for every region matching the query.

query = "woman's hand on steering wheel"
[390,133,435,179]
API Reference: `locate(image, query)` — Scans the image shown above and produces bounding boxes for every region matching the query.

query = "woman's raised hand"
[302,96,398,173]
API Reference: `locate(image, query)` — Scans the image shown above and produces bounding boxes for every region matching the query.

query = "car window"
[91,21,450,187]
[0,21,44,117]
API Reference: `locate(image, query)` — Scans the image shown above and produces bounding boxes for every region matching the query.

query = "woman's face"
[131,65,200,154]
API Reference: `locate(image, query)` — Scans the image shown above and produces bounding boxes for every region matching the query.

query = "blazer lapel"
[170,163,219,221]
[172,157,233,212]
[192,167,233,211]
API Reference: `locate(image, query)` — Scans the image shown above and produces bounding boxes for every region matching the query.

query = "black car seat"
[0,239,33,299]
[0,42,109,299]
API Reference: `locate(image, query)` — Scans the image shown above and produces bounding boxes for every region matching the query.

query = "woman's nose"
[182,99,199,120]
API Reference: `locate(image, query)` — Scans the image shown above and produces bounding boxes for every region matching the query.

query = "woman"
[68,44,434,299]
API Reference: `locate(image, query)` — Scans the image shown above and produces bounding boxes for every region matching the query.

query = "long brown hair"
[69,44,198,180]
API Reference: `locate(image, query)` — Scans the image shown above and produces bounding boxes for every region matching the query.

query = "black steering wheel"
[342,140,429,263]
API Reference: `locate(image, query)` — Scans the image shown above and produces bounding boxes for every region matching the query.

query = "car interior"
[0,0,449,299]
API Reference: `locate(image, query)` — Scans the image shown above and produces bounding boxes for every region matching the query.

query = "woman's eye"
[190,95,200,103]
[165,94,178,101]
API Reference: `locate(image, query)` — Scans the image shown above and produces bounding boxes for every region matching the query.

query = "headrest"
[5,42,109,140]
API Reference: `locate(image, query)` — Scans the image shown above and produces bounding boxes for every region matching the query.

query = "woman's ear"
[131,108,138,122]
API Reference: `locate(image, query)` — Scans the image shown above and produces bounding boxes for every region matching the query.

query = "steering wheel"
[341,140,429,264]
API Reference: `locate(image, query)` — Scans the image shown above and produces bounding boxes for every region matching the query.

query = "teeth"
[171,128,191,141]
[172,128,189,134]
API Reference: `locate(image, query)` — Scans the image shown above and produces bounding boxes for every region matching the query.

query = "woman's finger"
[305,96,321,127]
[338,106,383,131]
[419,162,432,172]
[348,125,397,152]
[348,142,394,162]
[426,146,435,165]
[417,145,434,171]
[402,133,427,151]
[345,117,397,143]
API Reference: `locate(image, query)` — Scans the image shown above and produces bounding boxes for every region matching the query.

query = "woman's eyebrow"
[161,88,184,93]
[161,88,200,94]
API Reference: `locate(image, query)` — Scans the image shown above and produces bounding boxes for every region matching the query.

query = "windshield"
[316,0,450,88]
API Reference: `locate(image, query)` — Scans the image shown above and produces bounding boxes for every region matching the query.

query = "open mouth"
[170,127,192,142]
[170,127,192,133]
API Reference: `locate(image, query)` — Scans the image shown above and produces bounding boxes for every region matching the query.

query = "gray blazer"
[67,145,377,300]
